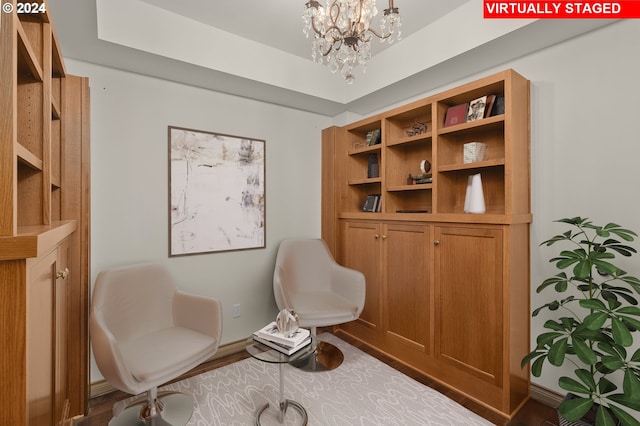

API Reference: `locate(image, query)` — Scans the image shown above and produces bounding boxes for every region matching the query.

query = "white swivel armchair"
[90,263,222,425]
[273,238,365,371]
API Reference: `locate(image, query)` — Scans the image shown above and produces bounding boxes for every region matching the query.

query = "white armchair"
[90,263,222,425]
[273,238,365,371]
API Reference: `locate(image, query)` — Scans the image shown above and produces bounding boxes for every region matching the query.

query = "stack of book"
[252,322,312,355]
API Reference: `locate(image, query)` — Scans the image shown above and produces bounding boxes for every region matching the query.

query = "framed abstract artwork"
[168,126,266,256]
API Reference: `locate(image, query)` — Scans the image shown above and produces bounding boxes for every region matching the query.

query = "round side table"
[246,336,317,425]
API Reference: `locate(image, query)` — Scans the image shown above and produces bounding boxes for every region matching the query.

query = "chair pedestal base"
[110,391,192,426]
[290,341,344,372]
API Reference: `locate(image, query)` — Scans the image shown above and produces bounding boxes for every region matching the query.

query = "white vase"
[464,173,486,214]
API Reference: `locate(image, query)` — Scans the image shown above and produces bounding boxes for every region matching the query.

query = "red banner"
[484,1,640,18]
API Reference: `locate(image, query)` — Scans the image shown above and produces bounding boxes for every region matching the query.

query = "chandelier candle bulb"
[303,0,402,83]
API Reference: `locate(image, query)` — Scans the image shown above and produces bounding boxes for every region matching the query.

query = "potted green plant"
[522,217,640,426]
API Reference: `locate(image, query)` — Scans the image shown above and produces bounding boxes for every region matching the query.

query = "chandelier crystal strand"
[303,0,401,83]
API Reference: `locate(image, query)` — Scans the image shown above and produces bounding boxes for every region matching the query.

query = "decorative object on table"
[302,0,401,83]
[253,320,311,355]
[463,173,485,214]
[522,217,640,426]
[463,142,488,164]
[444,103,469,127]
[168,126,265,256]
[276,309,300,337]
[466,96,487,122]
[367,154,379,178]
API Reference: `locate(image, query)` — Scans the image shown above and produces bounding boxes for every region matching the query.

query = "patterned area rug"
[160,333,494,425]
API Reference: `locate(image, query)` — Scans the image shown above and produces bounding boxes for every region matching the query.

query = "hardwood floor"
[75,332,559,426]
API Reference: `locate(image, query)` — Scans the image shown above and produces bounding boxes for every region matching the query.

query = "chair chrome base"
[110,391,193,426]
[290,341,344,372]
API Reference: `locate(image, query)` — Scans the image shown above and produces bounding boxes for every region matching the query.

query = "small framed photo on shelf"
[467,96,487,122]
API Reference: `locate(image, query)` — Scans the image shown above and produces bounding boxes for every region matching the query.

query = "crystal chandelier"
[303,0,402,83]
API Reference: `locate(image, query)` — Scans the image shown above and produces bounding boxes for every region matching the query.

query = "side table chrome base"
[255,399,308,425]
[290,341,343,372]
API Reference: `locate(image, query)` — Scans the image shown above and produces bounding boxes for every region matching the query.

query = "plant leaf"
[583,312,608,330]
[558,395,593,421]
[548,338,568,366]
[531,355,545,377]
[618,306,640,316]
[601,355,625,371]
[575,368,597,391]
[602,222,638,241]
[537,331,563,347]
[572,338,597,365]
[608,393,640,411]
[612,317,633,346]
[559,376,591,394]
[580,299,607,310]
[597,377,617,395]
[595,405,618,426]
[623,368,640,398]
[608,404,640,426]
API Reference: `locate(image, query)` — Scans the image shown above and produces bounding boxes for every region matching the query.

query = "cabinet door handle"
[382,235,387,240]
[433,240,440,246]
[374,234,379,239]
[56,268,69,279]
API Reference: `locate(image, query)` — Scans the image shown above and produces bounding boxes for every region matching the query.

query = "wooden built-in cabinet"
[323,69,530,419]
[0,1,91,424]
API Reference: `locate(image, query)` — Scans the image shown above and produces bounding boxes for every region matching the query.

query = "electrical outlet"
[232,304,241,318]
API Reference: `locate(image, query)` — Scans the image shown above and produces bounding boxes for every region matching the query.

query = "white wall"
[68,19,640,395]
[516,19,640,395]
[64,59,332,381]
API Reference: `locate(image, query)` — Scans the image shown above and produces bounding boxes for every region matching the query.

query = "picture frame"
[466,96,487,122]
[168,126,266,256]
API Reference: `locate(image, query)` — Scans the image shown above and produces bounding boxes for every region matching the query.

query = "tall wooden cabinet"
[0,1,90,424]
[323,69,531,419]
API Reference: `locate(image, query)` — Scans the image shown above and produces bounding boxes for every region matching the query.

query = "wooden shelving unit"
[0,1,91,424]
[322,69,531,420]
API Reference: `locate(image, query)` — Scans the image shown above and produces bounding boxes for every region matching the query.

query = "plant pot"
[558,394,621,426]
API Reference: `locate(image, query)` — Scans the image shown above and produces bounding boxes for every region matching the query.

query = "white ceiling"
[139,0,468,60]
[48,0,616,116]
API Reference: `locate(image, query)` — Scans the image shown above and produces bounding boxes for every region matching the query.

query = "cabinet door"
[434,226,503,386]
[26,242,69,426]
[54,242,70,424]
[27,251,56,425]
[342,221,382,329]
[383,223,430,352]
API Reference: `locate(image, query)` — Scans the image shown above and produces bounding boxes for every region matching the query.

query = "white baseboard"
[90,338,248,398]
[530,383,563,408]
